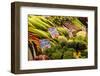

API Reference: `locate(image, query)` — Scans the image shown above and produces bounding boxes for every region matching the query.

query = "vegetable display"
[28,15,88,60]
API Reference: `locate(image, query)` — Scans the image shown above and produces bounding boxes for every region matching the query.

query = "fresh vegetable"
[76,31,86,38]
[28,17,48,31]
[66,16,85,29]
[57,27,68,36]
[58,36,67,42]
[51,51,62,59]
[63,51,74,59]
[28,27,50,39]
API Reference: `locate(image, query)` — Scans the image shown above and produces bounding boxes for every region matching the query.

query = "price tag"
[48,27,59,38]
[40,39,51,49]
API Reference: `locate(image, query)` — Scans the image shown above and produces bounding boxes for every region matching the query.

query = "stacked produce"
[28,15,88,60]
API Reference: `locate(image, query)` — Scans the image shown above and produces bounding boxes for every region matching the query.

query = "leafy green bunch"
[46,16,69,26]
[43,39,87,59]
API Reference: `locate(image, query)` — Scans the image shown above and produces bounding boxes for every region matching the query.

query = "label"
[40,39,51,49]
[48,27,59,38]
